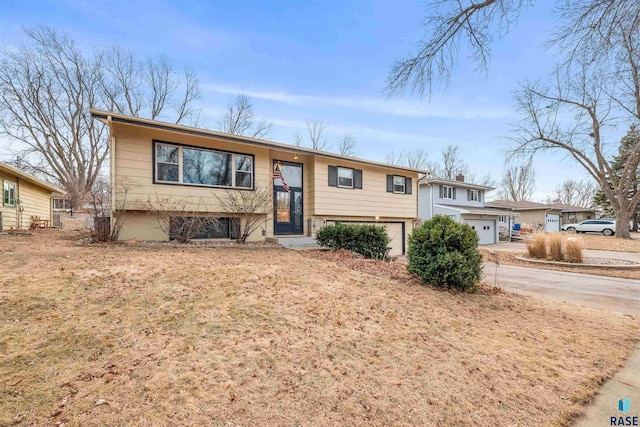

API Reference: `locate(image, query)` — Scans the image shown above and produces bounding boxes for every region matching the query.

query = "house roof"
[486,200,559,211]
[487,199,595,213]
[0,162,65,194]
[90,109,428,175]
[433,204,514,217]
[546,203,598,213]
[420,177,495,191]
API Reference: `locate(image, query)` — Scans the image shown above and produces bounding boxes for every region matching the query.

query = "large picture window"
[3,181,16,207]
[155,142,253,189]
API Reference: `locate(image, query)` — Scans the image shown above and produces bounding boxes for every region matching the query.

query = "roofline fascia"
[91,110,428,175]
[0,162,65,194]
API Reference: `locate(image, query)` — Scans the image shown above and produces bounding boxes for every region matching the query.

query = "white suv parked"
[561,219,616,236]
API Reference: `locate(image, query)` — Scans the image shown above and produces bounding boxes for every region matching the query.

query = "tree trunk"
[633,210,638,232]
[615,210,632,238]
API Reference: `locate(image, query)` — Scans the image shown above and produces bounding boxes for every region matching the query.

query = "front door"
[274,161,303,235]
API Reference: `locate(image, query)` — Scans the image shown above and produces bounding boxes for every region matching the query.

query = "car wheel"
[603,228,614,236]
[567,227,576,233]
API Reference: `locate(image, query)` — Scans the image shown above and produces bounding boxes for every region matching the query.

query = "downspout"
[107,115,116,233]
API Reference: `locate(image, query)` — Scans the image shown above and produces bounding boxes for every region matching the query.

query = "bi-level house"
[418,174,512,244]
[91,110,424,256]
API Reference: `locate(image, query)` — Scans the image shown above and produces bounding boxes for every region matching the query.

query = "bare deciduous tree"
[551,179,597,208]
[387,0,531,95]
[90,178,135,242]
[215,186,272,243]
[466,172,497,188]
[217,94,272,139]
[386,0,639,95]
[385,148,430,170]
[305,120,328,151]
[337,134,358,156]
[292,131,303,147]
[438,144,470,180]
[511,65,640,238]
[497,161,536,201]
[0,26,202,209]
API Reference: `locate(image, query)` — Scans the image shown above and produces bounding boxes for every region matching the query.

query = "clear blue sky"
[0,0,595,200]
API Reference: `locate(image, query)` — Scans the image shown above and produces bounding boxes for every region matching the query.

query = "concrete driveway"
[481,263,640,426]
[483,263,640,316]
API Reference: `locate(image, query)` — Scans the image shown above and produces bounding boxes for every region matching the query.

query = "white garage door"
[465,219,496,245]
[545,214,560,232]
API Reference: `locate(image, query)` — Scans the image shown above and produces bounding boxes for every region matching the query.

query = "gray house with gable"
[418,174,513,244]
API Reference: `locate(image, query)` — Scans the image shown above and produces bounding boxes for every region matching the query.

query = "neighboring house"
[548,204,598,224]
[91,110,423,256]
[0,162,64,230]
[486,200,565,232]
[51,193,95,229]
[418,175,513,244]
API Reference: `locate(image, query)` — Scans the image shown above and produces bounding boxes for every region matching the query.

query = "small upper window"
[337,167,353,188]
[3,181,16,207]
[393,176,406,193]
[442,185,454,199]
[469,189,479,202]
[235,155,253,188]
[156,143,179,182]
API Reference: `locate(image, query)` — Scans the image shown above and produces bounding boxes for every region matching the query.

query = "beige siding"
[111,123,420,242]
[312,156,418,219]
[515,209,564,229]
[19,179,53,227]
[1,171,52,230]
[113,122,272,214]
[118,211,267,242]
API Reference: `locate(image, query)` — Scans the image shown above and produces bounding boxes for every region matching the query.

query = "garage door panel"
[545,214,560,232]
[464,219,496,245]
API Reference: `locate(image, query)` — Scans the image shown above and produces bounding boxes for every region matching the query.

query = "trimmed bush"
[526,234,547,259]
[565,238,584,263]
[407,215,483,291]
[315,223,390,259]
[548,234,564,261]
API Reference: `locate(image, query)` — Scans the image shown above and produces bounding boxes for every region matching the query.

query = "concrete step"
[273,236,320,248]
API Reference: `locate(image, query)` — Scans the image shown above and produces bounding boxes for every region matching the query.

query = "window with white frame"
[442,185,454,199]
[155,142,254,189]
[3,181,16,207]
[393,176,406,193]
[337,167,354,188]
[498,215,508,223]
[53,198,72,210]
[469,189,479,202]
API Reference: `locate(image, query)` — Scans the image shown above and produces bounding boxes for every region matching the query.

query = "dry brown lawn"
[1,231,639,426]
